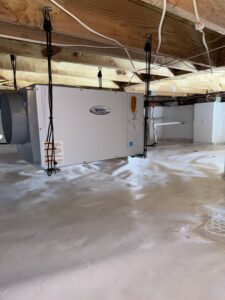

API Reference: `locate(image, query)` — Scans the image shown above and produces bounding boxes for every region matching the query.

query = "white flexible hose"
[201,31,212,72]
[192,0,200,23]
[154,0,167,64]
[192,0,212,72]
[50,0,136,72]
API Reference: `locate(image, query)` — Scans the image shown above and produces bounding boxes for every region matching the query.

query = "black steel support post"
[143,34,152,157]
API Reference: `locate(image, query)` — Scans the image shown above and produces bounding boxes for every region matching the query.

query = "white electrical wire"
[0,33,145,56]
[0,33,116,47]
[126,73,136,87]
[152,34,225,70]
[152,44,225,72]
[192,0,212,73]
[50,0,137,72]
[154,0,167,64]
[0,34,44,45]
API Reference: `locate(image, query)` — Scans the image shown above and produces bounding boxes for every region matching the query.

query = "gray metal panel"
[26,88,42,166]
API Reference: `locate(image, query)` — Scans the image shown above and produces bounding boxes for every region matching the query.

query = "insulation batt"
[0,143,225,300]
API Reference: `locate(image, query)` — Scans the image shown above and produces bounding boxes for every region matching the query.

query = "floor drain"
[204,218,225,236]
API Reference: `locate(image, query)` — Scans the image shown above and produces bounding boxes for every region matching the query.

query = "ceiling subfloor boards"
[0,0,222,66]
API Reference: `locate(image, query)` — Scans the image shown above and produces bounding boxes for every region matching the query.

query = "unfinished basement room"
[1,0,225,299]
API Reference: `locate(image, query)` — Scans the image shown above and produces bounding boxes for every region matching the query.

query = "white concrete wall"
[162,105,194,141]
[194,103,214,144]
[212,102,225,144]
[149,103,225,145]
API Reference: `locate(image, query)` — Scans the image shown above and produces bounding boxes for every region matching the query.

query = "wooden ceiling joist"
[0,69,121,90]
[0,0,224,95]
[141,0,225,35]
[0,38,175,78]
[0,20,202,73]
[126,67,225,95]
[0,54,142,84]
[0,0,222,67]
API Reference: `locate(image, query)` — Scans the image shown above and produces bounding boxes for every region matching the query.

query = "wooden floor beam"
[0,0,221,66]
[0,38,175,78]
[0,54,142,84]
[142,0,225,35]
[126,67,225,95]
[0,69,120,90]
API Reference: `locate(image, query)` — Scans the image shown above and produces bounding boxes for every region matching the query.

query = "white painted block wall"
[148,105,194,142]
[194,102,225,144]
[212,102,225,144]
[162,105,194,141]
[194,103,214,144]
[151,103,225,145]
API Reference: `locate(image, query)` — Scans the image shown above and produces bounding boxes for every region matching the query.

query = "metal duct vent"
[1,92,29,144]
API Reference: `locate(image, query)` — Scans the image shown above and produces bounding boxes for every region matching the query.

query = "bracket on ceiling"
[42,6,53,15]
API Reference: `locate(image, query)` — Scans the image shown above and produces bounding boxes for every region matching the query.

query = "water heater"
[1,85,144,169]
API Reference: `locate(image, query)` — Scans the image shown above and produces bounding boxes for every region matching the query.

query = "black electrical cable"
[143,34,152,157]
[144,36,151,98]
[10,54,17,91]
[43,9,57,176]
[97,67,102,88]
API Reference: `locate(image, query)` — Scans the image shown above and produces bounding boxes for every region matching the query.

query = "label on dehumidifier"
[44,141,64,168]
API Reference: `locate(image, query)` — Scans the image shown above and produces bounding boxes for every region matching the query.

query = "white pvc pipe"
[154,121,184,127]
[153,121,184,143]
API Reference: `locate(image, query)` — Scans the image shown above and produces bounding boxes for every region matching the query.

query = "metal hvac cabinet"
[1,85,144,169]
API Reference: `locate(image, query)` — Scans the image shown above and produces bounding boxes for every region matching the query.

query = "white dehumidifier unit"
[1,85,144,169]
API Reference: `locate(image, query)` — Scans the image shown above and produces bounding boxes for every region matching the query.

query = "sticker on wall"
[44,141,64,168]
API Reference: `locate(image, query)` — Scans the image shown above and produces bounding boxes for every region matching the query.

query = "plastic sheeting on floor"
[0,143,225,300]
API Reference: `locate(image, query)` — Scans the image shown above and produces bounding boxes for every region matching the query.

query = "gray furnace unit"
[1,85,144,169]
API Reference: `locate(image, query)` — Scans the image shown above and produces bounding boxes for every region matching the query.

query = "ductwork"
[1,92,29,144]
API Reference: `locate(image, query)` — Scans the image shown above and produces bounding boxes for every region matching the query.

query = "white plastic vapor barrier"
[0,85,144,168]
